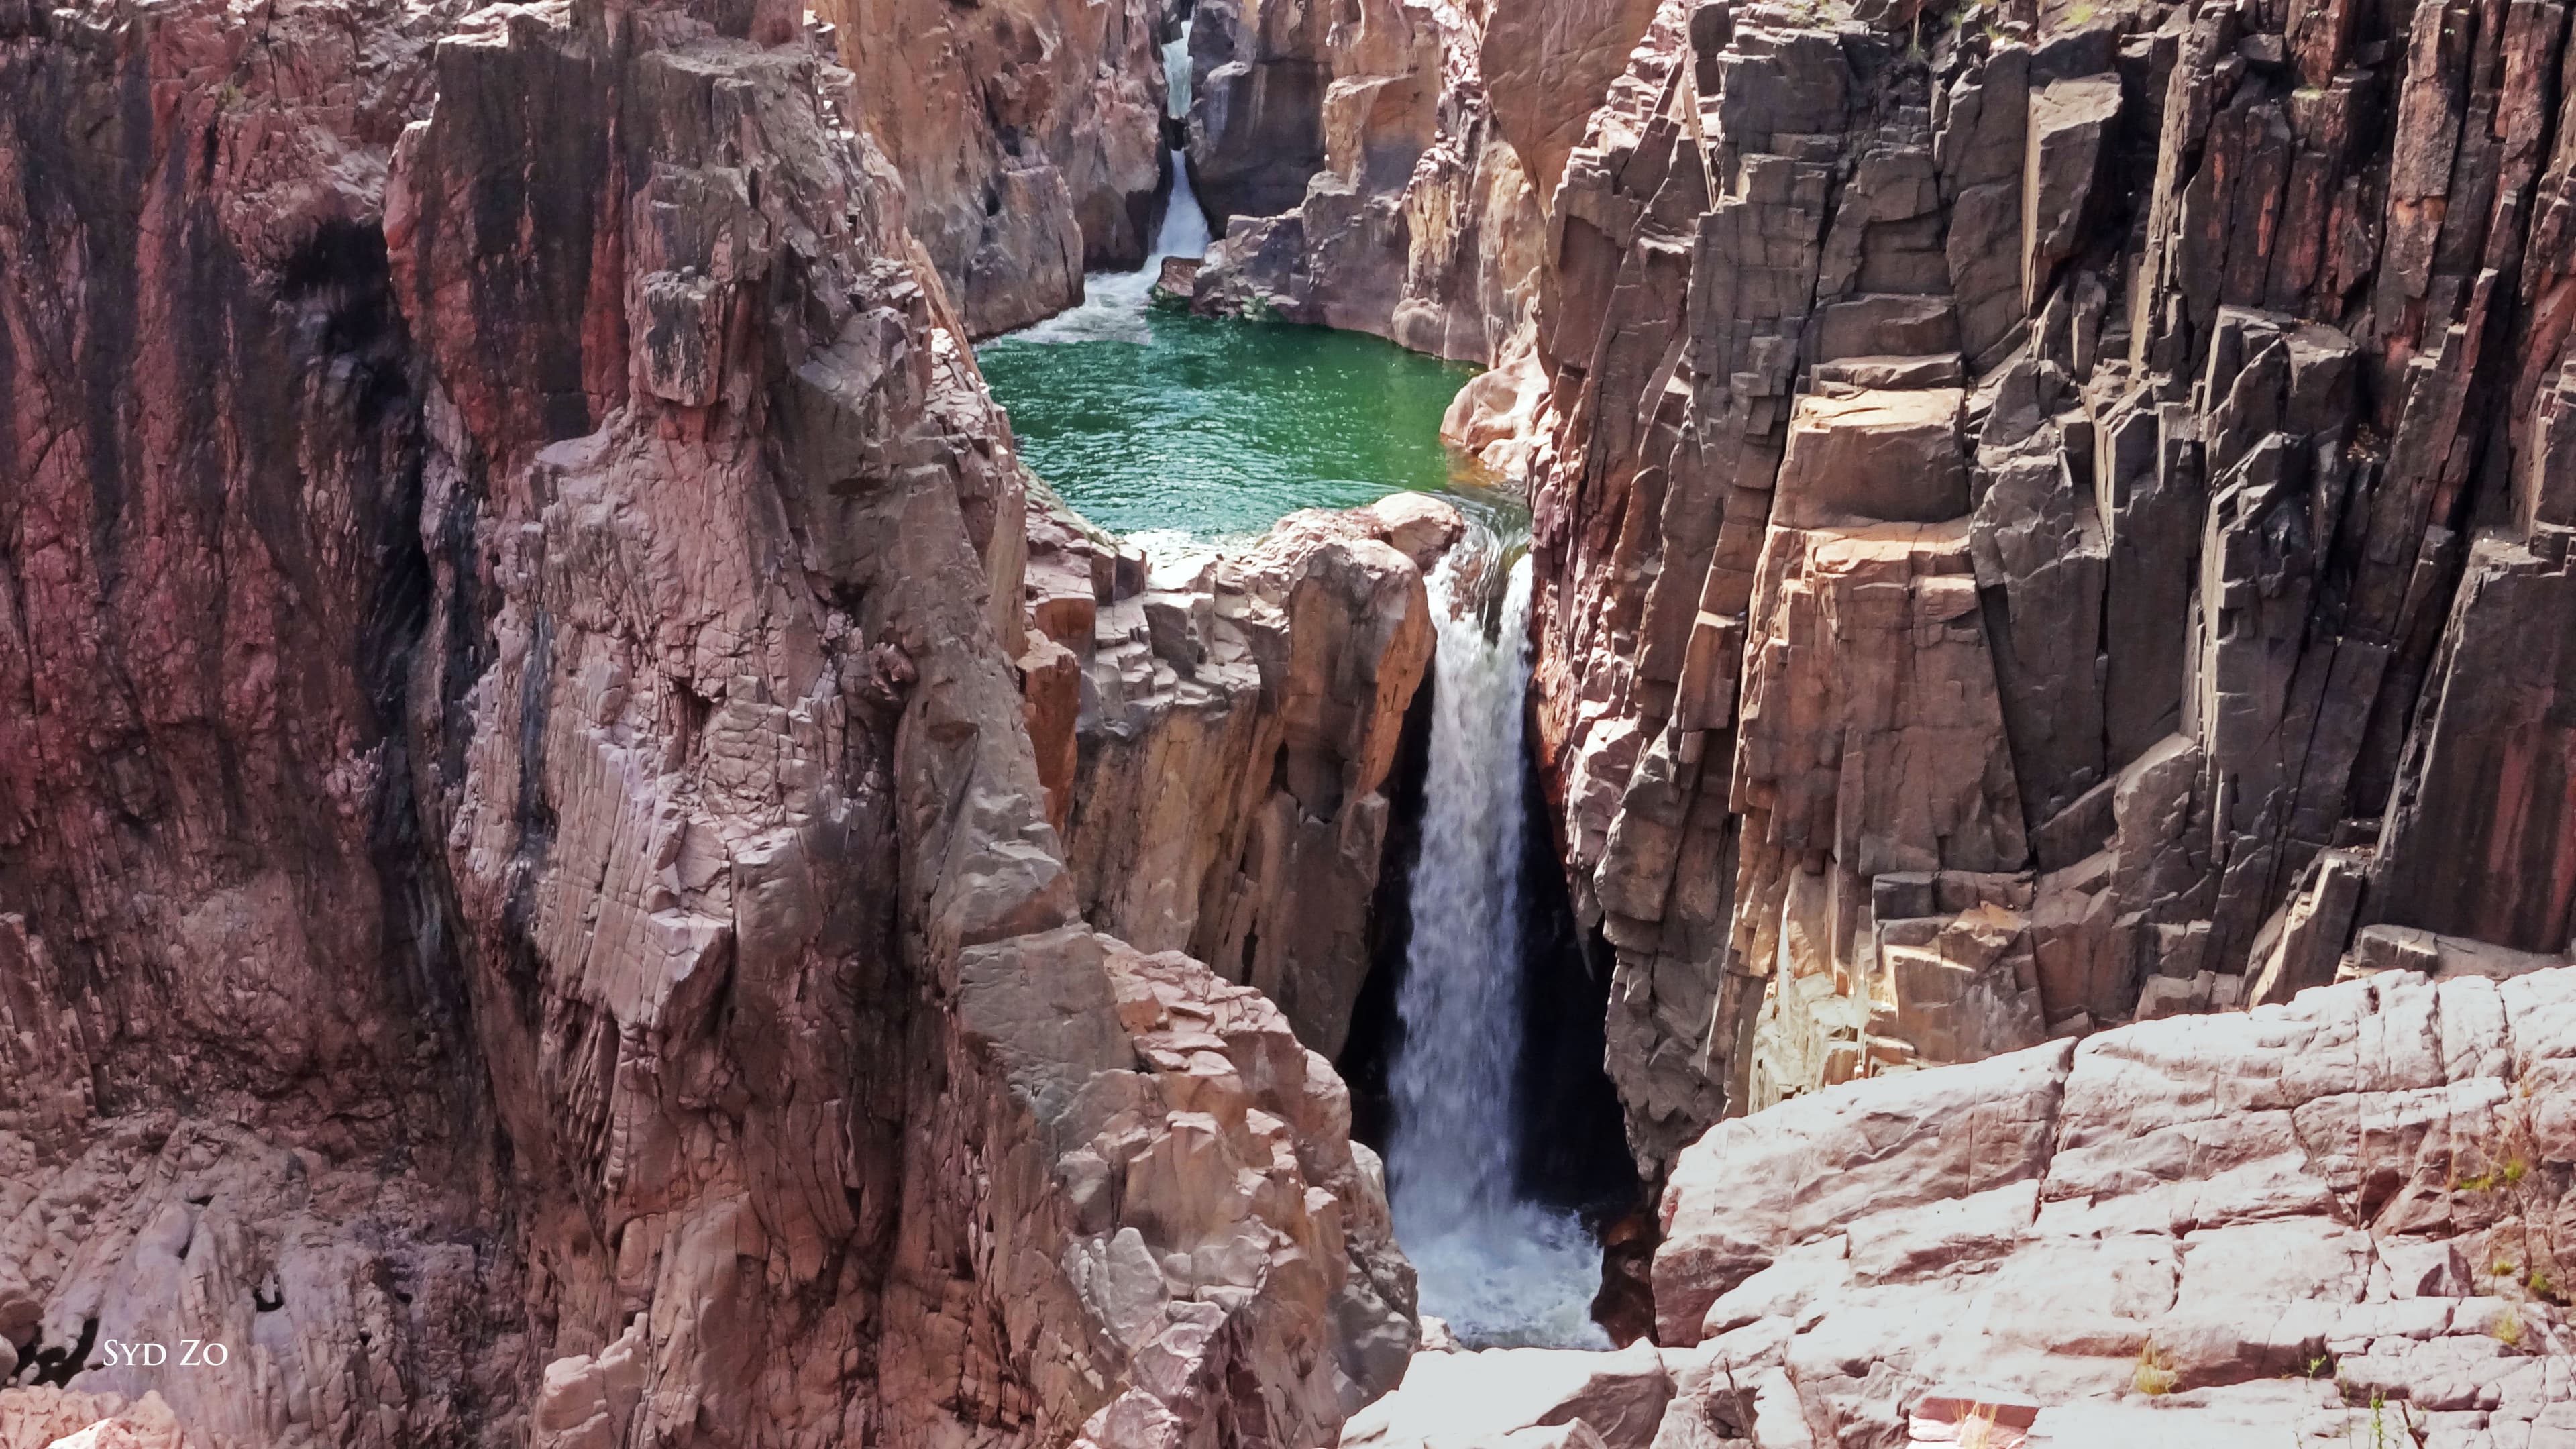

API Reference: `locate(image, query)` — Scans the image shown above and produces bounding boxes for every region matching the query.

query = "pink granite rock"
[1351,969,2576,1448]
[2,5,1413,1446]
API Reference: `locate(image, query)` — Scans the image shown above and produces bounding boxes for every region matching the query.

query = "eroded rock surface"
[1189,0,1658,364]
[814,0,1170,335]
[1021,494,1463,1057]
[0,3,1412,1446]
[1348,967,2576,1447]
[1494,0,2576,1173]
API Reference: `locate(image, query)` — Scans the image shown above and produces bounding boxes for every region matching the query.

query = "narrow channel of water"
[974,76,1613,1346]
[1391,539,1613,1350]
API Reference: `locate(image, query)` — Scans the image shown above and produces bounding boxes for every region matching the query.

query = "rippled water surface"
[979,309,1481,541]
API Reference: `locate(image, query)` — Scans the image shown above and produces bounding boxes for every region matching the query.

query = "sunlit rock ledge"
[1349,965,2576,1449]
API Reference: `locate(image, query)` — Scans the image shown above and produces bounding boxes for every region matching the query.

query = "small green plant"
[2442,1110,2566,1322]
[2330,1389,2408,1449]
[2300,1351,2335,1380]
[2069,0,2096,20]
[2359,1393,2398,1449]
[2461,1158,2531,1192]
[2492,1304,2526,1350]
[2132,1340,2179,1395]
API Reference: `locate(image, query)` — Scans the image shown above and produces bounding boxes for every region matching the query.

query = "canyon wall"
[813,0,1169,335]
[0,4,1414,1446]
[1185,0,1662,365]
[1503,0,2576,1177]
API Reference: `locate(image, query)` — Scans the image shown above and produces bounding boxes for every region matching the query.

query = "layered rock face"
[1022,495,1464,1059]
[0,4,1413,1446]
[1186,0,1662,364]
[1351,965,2576,1445]
[1187,0,1336,229]
[1187,0,1536,363]
[813,0,1169,335]
[1507,0,2576,1175]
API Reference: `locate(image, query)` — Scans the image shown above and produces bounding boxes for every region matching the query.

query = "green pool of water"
[978,306,1483,541]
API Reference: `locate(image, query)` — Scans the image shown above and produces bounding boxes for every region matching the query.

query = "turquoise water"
[979,306,1485,541]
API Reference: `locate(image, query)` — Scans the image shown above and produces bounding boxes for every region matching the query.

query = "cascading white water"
[1165,21,1193,117]
[1005,25,1207,345]
[1387,535,1611,1350]
[987,13,1607,1346]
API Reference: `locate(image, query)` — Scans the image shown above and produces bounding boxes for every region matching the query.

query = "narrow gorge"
[3,0,2575,1446]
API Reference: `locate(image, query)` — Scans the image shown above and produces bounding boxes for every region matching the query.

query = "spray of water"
[1004,27,1208,345]
[1387,535,1611,1350]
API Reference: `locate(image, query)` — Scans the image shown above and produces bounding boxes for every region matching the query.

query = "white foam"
[1387,543,1609,1350]
[1403,1203,1615,1350]
[1002,28,1210,347]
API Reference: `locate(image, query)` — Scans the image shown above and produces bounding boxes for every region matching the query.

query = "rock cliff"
[1020,494,1464,1059]
[1495,0,2576,1177]
[0,3,1413,1446]
[1185,0,1661,364]
[17,0,2576,1434]
[812,0,1171,336]
[1349,964,2576,1446]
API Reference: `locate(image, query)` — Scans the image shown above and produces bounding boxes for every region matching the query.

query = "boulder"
[2019,76,2121,307]
[1340,1344,1674,1449]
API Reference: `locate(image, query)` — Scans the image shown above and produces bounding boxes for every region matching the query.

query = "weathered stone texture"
[814,0,1169,335]
[0,5,1413,1446]
[1185,0,1546,366]
[1354,967,2576,1447]
[1498,0,2576,1177]
[1025,495,1462,1058]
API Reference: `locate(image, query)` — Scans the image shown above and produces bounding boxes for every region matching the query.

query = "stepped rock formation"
[812,0,1171,335]
[0,3,1415,1446]
[1350,965,2576,1446]
[1487,0,2576,1176]
[1020,494,1464,1059]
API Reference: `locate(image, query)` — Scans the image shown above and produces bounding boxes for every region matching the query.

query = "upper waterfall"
[1165,21,1192,118]
[998,21,1205,345]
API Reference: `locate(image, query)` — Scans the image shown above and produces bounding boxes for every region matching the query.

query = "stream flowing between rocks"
[979,148,1610,1349]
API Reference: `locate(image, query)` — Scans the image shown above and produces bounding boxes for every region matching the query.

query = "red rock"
[2,6,1413,1446]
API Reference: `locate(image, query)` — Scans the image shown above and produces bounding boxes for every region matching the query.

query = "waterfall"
[1165,22,1192,118]
[1387,533,1611,1350]
[1000,23,1205,344]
